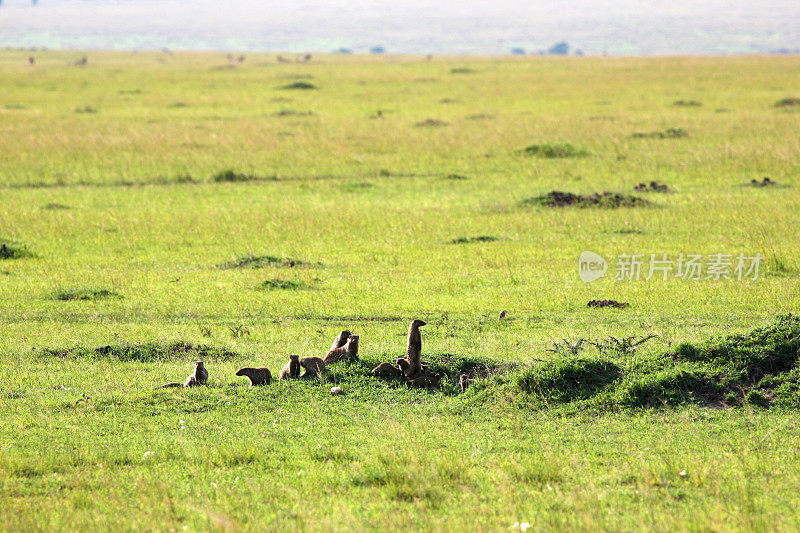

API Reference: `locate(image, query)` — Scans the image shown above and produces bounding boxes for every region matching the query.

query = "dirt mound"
[448,235,498,244]
[517,315,800,409]
[587,300,630,309]
[520,143,588,158]
[50,288,123,301]
[254,279,310,290]
[633,181,671,192]
[774,97,800,108]
[415,118,448,127]
[0,243,34,260]
[522,191,649,208]
[218,254,314,269]
[38,341,239,362]
[747,177,780,187]
[279,81,317,90]
[631,127,688,139]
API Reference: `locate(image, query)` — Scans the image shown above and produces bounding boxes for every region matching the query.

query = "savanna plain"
[1,50,800,531]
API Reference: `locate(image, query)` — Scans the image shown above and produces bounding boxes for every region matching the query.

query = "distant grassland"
[1,50,800,531]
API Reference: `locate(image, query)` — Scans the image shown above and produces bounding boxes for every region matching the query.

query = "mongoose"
[299,356,327,379]
[236,367,272,386]
[324,335,359,365]
[499,309,507,320]
[408,372,441,389]
[396,358,411,376]
[158,361,208,388]
[371,361,403,379]
[403,319,426,378]
[459,374,476,392]
[279,354,301,380]
[329,330,352,352]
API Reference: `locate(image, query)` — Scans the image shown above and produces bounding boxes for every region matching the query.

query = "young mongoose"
[299,356,327,379]
[403,319,426,378]
[279,354,301,380]
[396,358,411,376]
[408,372,442,389]
[329,330,352,352]
[158,360,208,388]
[236,367,273,386]
[323,335,359,365]
[371,361,403,379]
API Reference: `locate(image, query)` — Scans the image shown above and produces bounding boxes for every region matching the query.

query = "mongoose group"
[155,320,463,391]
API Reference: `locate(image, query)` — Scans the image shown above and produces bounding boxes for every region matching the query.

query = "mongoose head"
[289,354,300,362]
[347,335,359,345]
[195,361,205,369]
[410,319,426,328]
[235,368,248,376]
[396,359,410,372]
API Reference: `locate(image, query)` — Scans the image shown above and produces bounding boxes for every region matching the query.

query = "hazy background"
[1,0,799,55]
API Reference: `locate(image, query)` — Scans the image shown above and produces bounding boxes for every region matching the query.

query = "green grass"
[1,50,800,531]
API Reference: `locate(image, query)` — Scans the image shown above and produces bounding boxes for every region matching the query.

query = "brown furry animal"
[158,360,208,388]
[324,334,359,365]
[408,372,441,388]
[279,354,301,380]
[371,361,403,379]
[236,367,272,386]
[396,358,411,376]
[403,319,426,378]
[299,356,327,379]
[329,330,352,352]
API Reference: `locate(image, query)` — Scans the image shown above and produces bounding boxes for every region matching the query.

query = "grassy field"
[1,50,800,531]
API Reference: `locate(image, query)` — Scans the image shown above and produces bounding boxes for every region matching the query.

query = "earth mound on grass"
[522,191,649,208]
[38,342,239,362]
[517,315,800,409]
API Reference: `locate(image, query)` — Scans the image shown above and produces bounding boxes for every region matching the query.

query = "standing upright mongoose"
[329,330,351,352]
[299,356,327,379]
[403,319,426,378]
[279,354,301,380]
[158,360,208,388]
[236,366,272,386]
[323,335,359,365]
